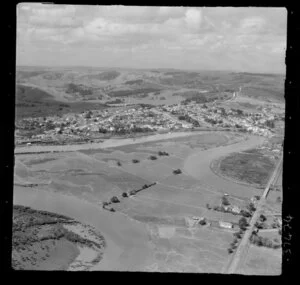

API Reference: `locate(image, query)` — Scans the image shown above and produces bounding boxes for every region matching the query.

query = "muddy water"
[183,135,266,198]
[13,186,154,271]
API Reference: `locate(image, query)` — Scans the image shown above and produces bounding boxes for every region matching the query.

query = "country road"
[222,153,283,274]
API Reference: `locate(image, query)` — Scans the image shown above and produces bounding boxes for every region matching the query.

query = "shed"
[219,221,233,229]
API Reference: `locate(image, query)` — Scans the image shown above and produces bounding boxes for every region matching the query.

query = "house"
[219,221,233,229]
[232,206,241,214]
[185,217,199,227]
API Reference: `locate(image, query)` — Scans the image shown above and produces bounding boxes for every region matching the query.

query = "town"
[15,100,284,146]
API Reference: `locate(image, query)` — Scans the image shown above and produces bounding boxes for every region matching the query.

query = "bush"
[199,219,206,225]
[233,232,242,239]
[259,214,267,222]
[228,248,234,254]
[132,159,140,163]
[238,217,248,230]
[158,151,169,156]
[222,196,230,206]
[241,210,251,218]
[110,208,115,212]
[117,161,122,166]
[122,192,128,198]
[110,196,120,203]
[149,155,157,160]
[247,203,256,213]
[173,169,182,175]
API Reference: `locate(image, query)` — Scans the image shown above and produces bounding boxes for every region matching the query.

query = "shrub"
[241,210,251,218]
[117,161,122,166]
[122,192,128,198]
[233,232,242,239]
[173,169,182,175]
[110,208,115,212]
[238,217,248,230]
[132,159,140,163]
[158,151,169,156]
[259,214,267,222]
[222,196,230,206]
[199,219,206,225]
[228,248,234,254]
[110,196,120,203]
[247,203,256,213]
[149,155,157,160]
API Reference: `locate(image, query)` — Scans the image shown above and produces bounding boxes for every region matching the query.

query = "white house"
[219,221,233,229]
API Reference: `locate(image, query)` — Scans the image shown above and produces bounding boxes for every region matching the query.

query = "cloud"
[16,5,287,73]
[239,16,266,33]
[184,8,202,31]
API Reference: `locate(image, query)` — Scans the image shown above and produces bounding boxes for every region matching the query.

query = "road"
[222,153,283,274]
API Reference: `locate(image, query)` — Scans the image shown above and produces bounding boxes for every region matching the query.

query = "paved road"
[222,154,283,274]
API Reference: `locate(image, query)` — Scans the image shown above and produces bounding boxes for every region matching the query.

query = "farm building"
[185,216,202,227]
[232,205,241,214]
[219,221,233,229]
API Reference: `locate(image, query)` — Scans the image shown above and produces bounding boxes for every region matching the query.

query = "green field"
[218,151,276,187]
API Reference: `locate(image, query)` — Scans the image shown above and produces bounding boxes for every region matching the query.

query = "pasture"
[14,131,268,272]
[236,245,282,275]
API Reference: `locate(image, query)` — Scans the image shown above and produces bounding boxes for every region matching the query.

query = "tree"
[233,232,242,239]
[199,219,206,225]
[173,169,182,175]
[259,214,267,222]
[247,203,256,213]
[117,161,122,166]
[238,217,248,230]
[132,159,140,163]
[122,192,128,198]
[222,196,230,206]
[241,210,251,218]
[149,155,157,160]
[111,196,120,203]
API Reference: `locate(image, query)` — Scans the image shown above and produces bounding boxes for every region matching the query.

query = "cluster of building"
[160,102,283,137]
[15,100,284,145]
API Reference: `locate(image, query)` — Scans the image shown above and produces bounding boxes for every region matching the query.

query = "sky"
[16,4,287,74]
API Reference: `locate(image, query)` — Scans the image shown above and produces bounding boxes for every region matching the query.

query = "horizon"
[17,5,287,74]
[16,64,285,76]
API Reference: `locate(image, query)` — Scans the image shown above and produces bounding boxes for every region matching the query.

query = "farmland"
[13,130,278,272]
[15,66,284,119]
[13,66,284,272]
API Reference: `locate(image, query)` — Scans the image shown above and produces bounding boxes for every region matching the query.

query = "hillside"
[15,66,285,118]
[12,205,106,270]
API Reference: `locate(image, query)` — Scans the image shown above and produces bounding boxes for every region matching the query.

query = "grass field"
[14,131,273,272]
[15,84,107,119]
[217,151,276,187]
[236,245,281,275]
